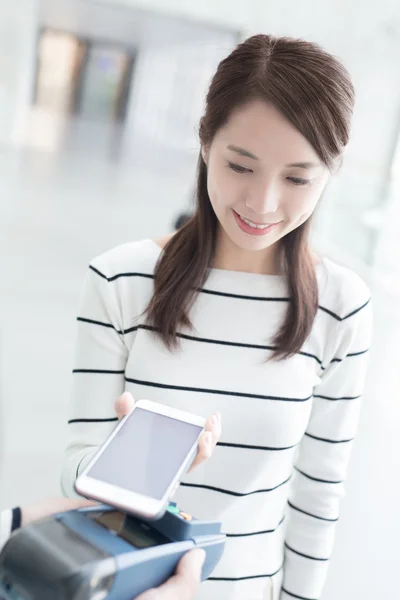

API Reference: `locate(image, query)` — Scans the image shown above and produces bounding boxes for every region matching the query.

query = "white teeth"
[241,216,269,229]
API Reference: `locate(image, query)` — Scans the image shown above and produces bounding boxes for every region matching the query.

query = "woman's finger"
[208,411,222,447]
[188,412,221,472]
[114,392,135,420]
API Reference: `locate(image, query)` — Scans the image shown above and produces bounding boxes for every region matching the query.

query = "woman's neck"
[212,230,283,275]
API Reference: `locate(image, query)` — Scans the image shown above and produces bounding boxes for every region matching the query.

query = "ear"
[201,146,208,165]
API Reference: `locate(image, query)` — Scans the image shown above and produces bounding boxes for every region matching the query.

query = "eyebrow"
[227,145,320,169]
[227,145,259,160]
[286,161,320,169]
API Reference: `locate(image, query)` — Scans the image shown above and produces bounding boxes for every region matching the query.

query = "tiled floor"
[0,117,399,600]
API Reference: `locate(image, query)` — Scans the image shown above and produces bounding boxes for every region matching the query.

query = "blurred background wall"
[0,2,399,599]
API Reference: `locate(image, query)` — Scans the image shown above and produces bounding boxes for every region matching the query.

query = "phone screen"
[87,408,203,500]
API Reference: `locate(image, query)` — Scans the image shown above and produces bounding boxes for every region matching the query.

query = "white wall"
[0,2,38,147]
[123,41,234,155]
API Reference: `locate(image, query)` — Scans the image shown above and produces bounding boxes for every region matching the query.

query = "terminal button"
[167,505,180,515]
[179,512,193,521]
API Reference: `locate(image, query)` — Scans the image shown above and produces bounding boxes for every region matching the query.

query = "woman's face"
[203,100,330,257]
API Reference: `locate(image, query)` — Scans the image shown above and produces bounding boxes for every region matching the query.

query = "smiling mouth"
[234,210,281,230]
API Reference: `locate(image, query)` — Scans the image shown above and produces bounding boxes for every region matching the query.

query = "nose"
[245,180,279,215]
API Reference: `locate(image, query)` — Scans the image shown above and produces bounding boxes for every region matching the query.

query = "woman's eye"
[228,162,252,174]
[287,177,311,186]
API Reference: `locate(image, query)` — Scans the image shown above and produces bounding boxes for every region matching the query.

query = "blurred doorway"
[33,29,135,123]
[78,44,134,122]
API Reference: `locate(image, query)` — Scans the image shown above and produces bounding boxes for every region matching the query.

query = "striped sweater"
[62,239,372,600]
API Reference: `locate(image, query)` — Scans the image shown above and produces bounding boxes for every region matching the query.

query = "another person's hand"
[21,497,96,527]
[114,392,221,473]
[135,548,205,600]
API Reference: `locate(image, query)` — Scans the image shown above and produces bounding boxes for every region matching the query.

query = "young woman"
[62,34,372,600]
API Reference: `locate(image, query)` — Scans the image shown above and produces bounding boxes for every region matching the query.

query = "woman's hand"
[114,392,222,473]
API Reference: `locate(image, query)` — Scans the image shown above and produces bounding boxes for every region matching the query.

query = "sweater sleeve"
[0,508,22,552]
[0,509,13,552]
[281,293,373,599]
[61,261,130,498]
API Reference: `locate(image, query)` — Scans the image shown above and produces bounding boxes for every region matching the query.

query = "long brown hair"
[146,34,355,359]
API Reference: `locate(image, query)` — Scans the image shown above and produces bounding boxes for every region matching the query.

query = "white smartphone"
[75,399,205,519]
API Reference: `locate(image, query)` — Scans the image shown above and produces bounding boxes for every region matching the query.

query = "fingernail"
[210,415,217,426]
[205,432,212,445]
